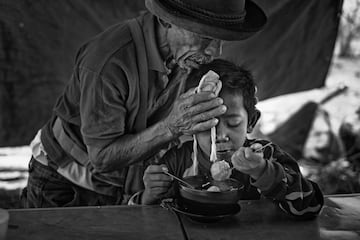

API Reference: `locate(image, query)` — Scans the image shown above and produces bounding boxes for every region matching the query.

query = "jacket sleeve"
[251,141,324,219]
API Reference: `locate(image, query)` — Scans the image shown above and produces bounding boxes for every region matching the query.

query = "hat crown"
[171,0,246,16]
[145,0,267,41]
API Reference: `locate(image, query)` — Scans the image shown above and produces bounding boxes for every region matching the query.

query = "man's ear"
[247,109,261,133]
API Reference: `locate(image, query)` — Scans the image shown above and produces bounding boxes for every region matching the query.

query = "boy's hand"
[142,164,173,205]
[231,143,267,180]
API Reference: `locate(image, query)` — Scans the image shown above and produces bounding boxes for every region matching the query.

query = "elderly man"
[22,0,267,207]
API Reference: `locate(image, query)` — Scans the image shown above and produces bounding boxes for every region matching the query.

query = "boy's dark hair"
[187,59,259,122]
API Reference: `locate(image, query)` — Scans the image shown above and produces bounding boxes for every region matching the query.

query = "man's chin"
[178,59,200,73]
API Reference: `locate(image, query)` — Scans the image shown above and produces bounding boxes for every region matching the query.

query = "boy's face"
[197,91,250,161]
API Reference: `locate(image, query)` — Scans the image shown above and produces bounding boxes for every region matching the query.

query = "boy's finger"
[148,180,173,188]
[231,148,245,161]
[156,187,172,195]
[148,187,169,196]
[244,147,253,158]
[149,173,173,182]
[146,164,168,173]
[250,143,262,151]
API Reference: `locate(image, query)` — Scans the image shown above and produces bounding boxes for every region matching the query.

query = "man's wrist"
[159,120,181,139]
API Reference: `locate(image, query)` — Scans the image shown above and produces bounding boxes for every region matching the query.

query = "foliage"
[301,157,360,195]
[338,0,360,57]
[300,106,360,195]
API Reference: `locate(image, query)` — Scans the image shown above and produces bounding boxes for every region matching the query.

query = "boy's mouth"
[216,149,234,160]
[215,144,233,152]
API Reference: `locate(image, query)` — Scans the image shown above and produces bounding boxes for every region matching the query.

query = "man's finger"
[191,105,226,124]
[180,91,216,105]
[181,88,197,98]
[187,97,224,116]
[186,118,219,134]
[191,91,218,103]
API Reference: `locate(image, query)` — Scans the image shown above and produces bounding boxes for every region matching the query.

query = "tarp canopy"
[0,0,342,146]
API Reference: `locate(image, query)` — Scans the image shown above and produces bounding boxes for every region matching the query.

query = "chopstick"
[253,142,272,153]
[162,168,195,189]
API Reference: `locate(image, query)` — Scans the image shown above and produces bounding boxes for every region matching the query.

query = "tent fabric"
[223,0,342,99]
[0,0,342,146]
[268,101,318,160]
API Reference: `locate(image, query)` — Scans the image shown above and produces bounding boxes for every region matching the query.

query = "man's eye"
[199,36,212,44]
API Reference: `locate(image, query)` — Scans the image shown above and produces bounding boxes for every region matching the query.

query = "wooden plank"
[7,195,360,240]
[180,195,360,240]
[7,205,185,240]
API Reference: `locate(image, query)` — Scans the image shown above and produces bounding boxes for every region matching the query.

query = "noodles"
[192,70,222,175]
[210,127,217,162]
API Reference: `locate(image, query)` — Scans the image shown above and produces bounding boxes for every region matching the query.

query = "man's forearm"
[89,120,177,172]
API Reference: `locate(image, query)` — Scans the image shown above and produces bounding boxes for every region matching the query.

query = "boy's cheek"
[197,132,211,146]
[198,141,211,156]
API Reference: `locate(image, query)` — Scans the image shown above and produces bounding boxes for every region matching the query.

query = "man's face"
[166,25,223,72]
[197,91,249,161]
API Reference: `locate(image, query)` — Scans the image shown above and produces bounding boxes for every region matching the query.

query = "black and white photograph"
[0,0,359,239]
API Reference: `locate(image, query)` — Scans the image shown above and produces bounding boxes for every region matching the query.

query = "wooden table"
[180,194,360,240]
[7,205,185,240]
[7,194,360,240]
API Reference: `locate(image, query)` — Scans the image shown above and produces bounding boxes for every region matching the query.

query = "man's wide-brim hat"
[145,0,267,41]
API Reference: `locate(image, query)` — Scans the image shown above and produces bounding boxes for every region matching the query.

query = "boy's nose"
[216,124,229,143]
[204,39,223,57]
[216,135,230,143]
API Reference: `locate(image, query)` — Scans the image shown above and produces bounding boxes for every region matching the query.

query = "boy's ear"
[247,109,261,133]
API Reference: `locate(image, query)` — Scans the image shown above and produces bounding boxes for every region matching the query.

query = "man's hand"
[231,143,267,180]
[142,164,173,205]
[163,87,226,137]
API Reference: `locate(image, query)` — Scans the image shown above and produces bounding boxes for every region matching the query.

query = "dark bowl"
[179,175,244,205]
[170,198,241,223]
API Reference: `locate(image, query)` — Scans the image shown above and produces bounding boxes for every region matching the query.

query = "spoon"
[162,168,195,189]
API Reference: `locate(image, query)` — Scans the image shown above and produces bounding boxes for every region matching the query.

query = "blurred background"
[0,0,359,208]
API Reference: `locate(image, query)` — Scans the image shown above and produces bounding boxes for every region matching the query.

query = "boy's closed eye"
[225,117,243,128]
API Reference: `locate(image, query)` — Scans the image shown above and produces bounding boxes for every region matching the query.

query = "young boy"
[132,59,324,218]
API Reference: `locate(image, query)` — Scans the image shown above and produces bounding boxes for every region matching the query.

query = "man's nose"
[204,39,223,57]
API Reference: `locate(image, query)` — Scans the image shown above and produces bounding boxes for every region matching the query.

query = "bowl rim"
[179,177,244,194]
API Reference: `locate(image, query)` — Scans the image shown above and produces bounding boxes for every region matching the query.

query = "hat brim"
[145,0,267,41]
